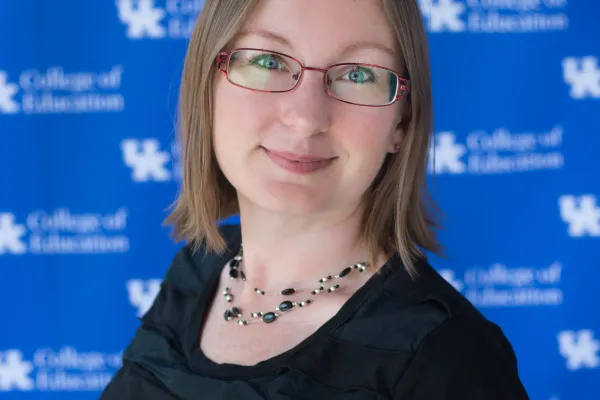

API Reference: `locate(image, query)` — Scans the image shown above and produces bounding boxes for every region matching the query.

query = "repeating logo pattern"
[0,214,27,255]
[0,348,122,392]
[558,330,600,370]
[0,66,125,115]
[428,125,564,175]
[0,209,130,255]
[559,195,600,237]
[440,261,564,307]
[127,279,161,317]
[562,56,600,99]
[0,71,20,114]
[121,138,181,182]
[0,350,34,391]
[116,0,203,39]
[419,0,569,33]
[117,0,166,39]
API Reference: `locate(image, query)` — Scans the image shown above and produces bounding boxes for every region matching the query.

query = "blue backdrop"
[1,1,599,399]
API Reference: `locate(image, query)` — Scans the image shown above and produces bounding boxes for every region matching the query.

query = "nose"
[279,70,331,136]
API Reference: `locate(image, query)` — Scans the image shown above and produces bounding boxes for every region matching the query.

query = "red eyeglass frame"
[216,48,410,107]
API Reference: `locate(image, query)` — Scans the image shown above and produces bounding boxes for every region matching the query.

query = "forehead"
[237,0,399,61]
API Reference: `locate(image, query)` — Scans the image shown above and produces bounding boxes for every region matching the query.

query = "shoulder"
[370,256,529,398]
[392,313,529,398]
[381,255,484,321]
[331,255,491,352]
[302,255,529,398]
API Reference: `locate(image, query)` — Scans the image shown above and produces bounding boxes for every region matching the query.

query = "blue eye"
[251,54,286,71]
[346,66,376,84]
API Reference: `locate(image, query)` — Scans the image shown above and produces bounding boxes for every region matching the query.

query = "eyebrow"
[235,28,397,58]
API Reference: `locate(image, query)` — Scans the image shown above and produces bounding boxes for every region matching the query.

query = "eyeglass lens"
[226,49,399,106]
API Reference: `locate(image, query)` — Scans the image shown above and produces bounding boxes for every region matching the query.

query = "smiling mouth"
[261,147,337,174]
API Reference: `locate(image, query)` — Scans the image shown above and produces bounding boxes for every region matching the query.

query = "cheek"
[338,114,394,161]
[212,80,279,190]
[213,81,271,152]
[332,112,397,192]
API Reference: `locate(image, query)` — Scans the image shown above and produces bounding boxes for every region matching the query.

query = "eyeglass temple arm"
[216,52,231,71]
[397,78,410,99]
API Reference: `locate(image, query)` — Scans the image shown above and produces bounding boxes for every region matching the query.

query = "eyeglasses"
[216,48,410,107]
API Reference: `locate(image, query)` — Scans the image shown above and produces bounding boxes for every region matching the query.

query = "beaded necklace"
[222,246,370,325]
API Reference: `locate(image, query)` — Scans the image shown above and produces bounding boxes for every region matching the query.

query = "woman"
[101,0,530,398]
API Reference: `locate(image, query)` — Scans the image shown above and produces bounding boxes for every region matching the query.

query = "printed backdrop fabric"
[0,1,599,399]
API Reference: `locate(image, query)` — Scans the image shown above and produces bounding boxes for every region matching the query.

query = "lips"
[261,147,336,174]
[264,148,332,162]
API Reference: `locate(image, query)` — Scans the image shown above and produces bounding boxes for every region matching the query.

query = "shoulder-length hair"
[165,0,443,277]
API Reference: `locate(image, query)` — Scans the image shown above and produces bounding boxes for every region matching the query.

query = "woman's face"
[213,0,404,216]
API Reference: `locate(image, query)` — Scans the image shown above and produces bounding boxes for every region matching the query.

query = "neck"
[236,197,375,291]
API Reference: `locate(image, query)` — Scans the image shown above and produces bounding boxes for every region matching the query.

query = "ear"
[387,117,404,154]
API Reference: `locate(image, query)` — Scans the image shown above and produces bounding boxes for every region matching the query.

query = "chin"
[243,180,332,216]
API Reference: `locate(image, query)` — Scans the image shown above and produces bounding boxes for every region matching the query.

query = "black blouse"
[100,224,530,399]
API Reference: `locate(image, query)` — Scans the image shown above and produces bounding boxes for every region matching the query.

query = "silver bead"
[225,294,233,302]
[311,285,325,295]
[327,284,340,293]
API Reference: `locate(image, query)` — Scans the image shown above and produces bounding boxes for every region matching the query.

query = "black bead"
[229,268,239,278]
[339,267,352,278]
[327,284,340,293]
[278,301,294,312]
[262,312,277,323]
[240,271,246,281]
[230,259,239,269]
[231,307,241,316]
[280,288,296,296]
[299,300,312,307]
[224,310,233,321]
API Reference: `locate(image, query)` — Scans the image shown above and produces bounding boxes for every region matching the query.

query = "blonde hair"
[165,0,443,277]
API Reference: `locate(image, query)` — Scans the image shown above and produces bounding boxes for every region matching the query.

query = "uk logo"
[563,56,600,99]
[127,279,161,318]
[0,350,34,391]
[0,214,27,255]
[558,195,600,237]
[419,0,568,34]
[558,329,600,371]
[428,132,467,174]
[121,139,172,182]
[419,0,466,32]
[116,0,166,39]
[0,71,20,114]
